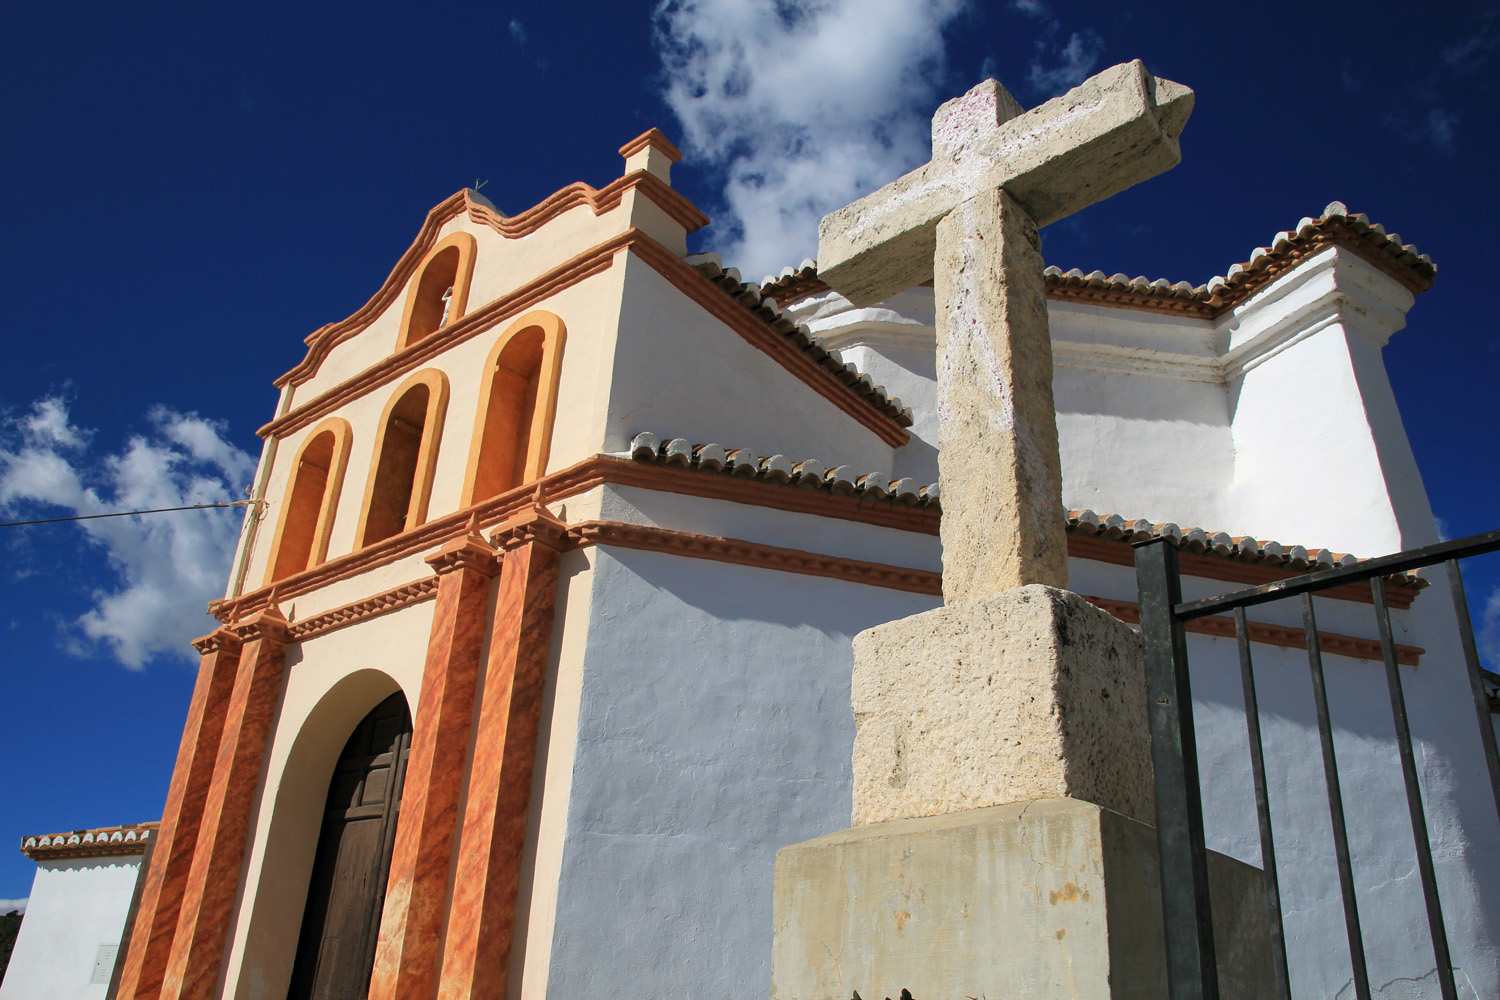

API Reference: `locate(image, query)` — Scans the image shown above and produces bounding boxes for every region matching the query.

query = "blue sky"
[2,1,1497,906]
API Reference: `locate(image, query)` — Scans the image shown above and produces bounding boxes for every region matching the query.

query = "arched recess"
[357,370,449,547]
[395,232,477,352]
[227,668,405,1000]
[263,417,353,586]
[461,310,567,505]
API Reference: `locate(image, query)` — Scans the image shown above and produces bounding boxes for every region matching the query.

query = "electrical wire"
[0,500,253,528]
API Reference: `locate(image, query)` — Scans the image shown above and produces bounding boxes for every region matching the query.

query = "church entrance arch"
[286,691,412,1000]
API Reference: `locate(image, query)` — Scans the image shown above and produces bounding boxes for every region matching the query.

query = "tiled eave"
[684,255,914,428]
[21,822,157,861]
[628,433,1425,600]
[758,202,1436,319]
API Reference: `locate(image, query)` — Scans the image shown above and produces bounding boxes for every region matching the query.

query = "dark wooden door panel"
[288,693,412,1000]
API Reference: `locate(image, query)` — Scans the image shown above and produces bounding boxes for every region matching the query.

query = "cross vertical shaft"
[934,186,1067,600]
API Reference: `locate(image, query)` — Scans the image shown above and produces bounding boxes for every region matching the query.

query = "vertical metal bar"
[1302,593,1371,1000]
[1372,578,1459,999]
[1446,558,1500,827]
[1134,538,1219,1000]
[1233,608,1291,999]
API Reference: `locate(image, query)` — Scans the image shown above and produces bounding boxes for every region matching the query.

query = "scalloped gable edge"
[277,173,710,388]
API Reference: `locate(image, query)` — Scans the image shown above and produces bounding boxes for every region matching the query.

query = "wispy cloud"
[1478,588,1500,673]
[1441,16,1499,75]
[0,898,26,914]
[1009,0,1102,98]
[0,397,255,669]
[509,18,527,45]
[653,0,968,280]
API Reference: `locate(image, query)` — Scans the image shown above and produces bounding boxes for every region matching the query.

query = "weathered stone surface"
[934,186,1067,596]
[818,60,1194,306]
[851,586,1151,826]
[770,799,1273,1000]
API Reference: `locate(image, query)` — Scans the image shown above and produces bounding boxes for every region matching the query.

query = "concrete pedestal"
[770,799,1272,1000]
[852,586,1153,827]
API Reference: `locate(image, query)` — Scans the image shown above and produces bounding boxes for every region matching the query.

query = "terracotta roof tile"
[627,432,1424,589]
[629,432,937,505]
[757,202,1436,316]
[21,822,158,861]
[684,254,913,427]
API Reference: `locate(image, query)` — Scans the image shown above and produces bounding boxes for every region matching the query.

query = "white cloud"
[0,897,26,914]
[653,0,968,280]
[1480,588,1500,671]
[0,398,256,670]
[508,18,526,44]
[1026,30,1103,96]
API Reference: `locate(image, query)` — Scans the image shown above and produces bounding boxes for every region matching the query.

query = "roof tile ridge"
[1064,507,1424,586]
[628,432,937,506]
[682,255,913,427]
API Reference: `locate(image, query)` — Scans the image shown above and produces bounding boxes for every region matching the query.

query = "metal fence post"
[1134,537,1219,1000]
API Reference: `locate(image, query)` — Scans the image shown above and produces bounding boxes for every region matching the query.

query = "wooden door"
[287,692,412,1000]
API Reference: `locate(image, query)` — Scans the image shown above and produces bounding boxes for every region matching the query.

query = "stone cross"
[818,60,1192,603]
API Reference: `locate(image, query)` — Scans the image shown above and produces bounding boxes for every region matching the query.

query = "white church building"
[12,79,1495,1000]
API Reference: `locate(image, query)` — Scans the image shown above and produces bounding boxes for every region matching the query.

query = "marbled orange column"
[115,628,241,1000]
[158,607,290,1000]
[368,525,499,1000]
[437,505,567,1000]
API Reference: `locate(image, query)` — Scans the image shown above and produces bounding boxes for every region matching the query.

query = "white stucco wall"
[543,548,939,998]
[0,856,142,1000]
[607,255,897,476]
[1070,552,1500,998]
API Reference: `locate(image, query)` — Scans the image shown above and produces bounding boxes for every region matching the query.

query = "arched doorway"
[286,691,412,1000]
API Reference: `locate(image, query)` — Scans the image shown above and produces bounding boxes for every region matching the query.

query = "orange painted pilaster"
[368,524,499,1000]
[437,504,567,1000]
[115,629,241,1000]
[158,607,289,1000]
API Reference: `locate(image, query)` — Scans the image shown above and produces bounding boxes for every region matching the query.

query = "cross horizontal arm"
[819,59,1193,306]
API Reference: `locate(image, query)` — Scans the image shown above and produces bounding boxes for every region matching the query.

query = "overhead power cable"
[0,500,253,528]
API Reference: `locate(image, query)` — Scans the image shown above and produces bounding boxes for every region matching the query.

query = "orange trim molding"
[355,369,450,547]
[396,232,478,352]
[288,578,439,641]
[568,520,942,595]
[260,230,910,450]
[280,174,707,388]
[215,454,1424,625]
[262,417,353,587]
[619,128,683,163]
[461,311,567,506]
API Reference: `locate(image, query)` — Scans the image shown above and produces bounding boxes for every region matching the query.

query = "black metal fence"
[1133,529,1500,1000]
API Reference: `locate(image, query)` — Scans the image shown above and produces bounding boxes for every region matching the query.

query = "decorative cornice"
[465,170,707,240]
[232,603,291,644]
[288,579,440,641]
[21,823,158,861]
[490,488,570,552]
[262,234,909,450]
[619,128,683,164]
[191,628,243,656]
[280,175,710,389]
[213,452,1422,625]
[1083,594,1422,666]
[426,516,502,577]
[264,231,625,437]
[567,520,943,595]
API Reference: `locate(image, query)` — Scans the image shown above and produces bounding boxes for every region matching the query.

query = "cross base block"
[770,799,1274,1000]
